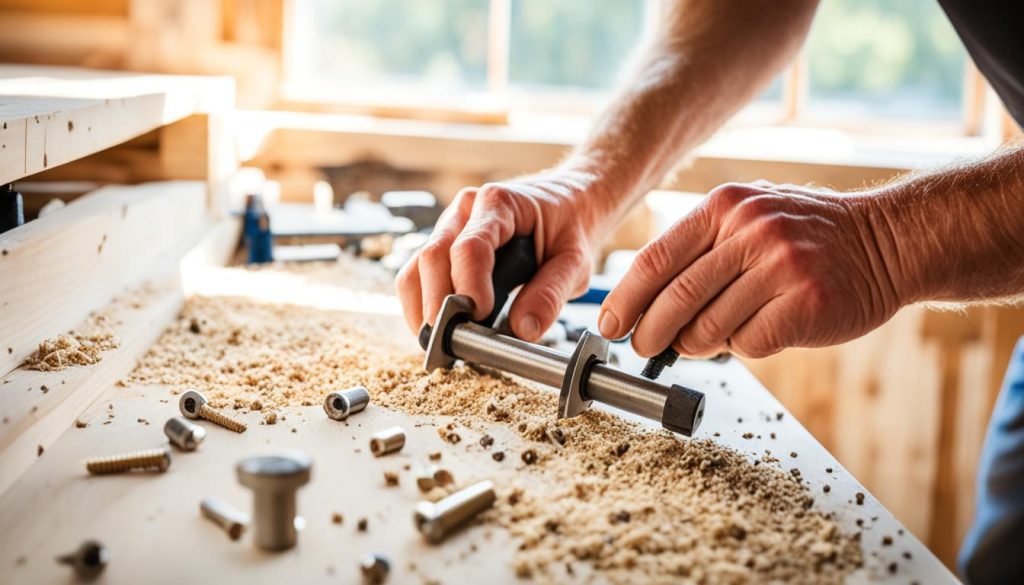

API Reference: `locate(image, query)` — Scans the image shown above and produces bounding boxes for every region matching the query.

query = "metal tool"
[369,427,405,456]
[323,386,370,421]
[200,497,248,541]
[423,295,705,436]
[236,452,312,551]
[414,480,495,543]
[179,390,247,433]
[56,540,109,580]
[164,417,206,451]
[418,236,705,436]
[641,347,679,380]
[85,448,171,475]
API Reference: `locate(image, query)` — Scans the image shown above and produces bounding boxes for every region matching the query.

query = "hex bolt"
[414,480,496,543]
[200,497,249,541]
[369,427,405,457]
[164,417,206,451]
[179,389,247,433]
[360,553,390,583]
[323,386,370,421]
[56,540,109,581]
[236,452,312,551]
[85,447,171,475]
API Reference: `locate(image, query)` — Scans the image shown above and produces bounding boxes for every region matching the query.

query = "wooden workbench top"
[0,280,959,584]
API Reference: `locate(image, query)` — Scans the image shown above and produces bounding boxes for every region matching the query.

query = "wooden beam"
[0,213,240,497]
[0,182,208,377]
[0,65,233,184]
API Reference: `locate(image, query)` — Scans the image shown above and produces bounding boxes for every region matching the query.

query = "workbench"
[0,66,961,584]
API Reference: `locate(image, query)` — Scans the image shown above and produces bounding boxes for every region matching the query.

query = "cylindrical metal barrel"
[449,322,669,421]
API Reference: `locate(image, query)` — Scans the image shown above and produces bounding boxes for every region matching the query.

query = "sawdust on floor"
[128,260,862,584]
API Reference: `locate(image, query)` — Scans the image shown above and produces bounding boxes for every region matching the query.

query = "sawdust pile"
[130,284,861,583]
[24,332,120,372]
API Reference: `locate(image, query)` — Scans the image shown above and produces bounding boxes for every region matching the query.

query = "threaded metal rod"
[450,322,669,422]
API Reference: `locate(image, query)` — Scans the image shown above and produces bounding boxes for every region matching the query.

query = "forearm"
[866,146,1024,304]
[561,0,818,239]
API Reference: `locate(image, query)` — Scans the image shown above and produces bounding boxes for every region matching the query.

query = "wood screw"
[179,389,247,433]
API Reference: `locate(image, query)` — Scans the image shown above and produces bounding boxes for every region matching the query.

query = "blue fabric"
[959,336,1024,584]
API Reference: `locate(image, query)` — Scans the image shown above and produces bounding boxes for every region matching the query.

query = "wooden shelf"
[0,64,233,185]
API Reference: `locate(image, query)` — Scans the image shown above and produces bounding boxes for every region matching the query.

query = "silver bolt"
[56,540,109,580]
[323,386,370,421]
[164,417,206,451]
[369,427,405,457]
[179,389,247,433]
[414,480,495,543]
[236,452,312,551]
[200,498,249,541]
[360,553,390,583]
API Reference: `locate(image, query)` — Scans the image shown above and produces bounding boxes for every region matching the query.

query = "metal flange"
[558,331,608,419]
[423,294,475,372]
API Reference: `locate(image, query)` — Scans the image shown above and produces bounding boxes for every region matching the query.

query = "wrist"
[852,185,924,307]
[555,155,640,243]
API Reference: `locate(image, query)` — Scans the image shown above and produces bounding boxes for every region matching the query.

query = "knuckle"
[419,241,450,266]
[478,184,515,208]
[710,182,754,210]
[530,286,563,320]
[666,273,704,310]
[692,312,726,346]
[801,278,830,316]
[635,240,676,282]
[450,232,491,266]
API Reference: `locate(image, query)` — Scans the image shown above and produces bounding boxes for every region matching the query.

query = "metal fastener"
[360,552,390,583]
[323,386,370,421]
[85,447,171,475]
[237,452,312,551]
[200,498,249,541]
[414,480,495,543]
[179,389,247,433]
[369,427,405,457]
[164,417,206,451]
[56,540,109,580]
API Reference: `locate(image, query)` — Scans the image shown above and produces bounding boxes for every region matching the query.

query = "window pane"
[508,0,645,91]
[806,0,966,120]
[292,0,489,92]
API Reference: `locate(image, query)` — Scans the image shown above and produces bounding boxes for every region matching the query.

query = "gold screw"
[85,447,171,475]
[179,389,247,433]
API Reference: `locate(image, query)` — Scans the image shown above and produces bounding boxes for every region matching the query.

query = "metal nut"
[369,427,405,457]
[323,386,370,421]
[164,417,206,451]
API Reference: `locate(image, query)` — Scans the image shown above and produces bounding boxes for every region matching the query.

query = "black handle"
[418,234,538,349]
[481,235,538,328]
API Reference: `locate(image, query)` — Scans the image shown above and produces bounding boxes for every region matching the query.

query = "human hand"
[598,181,902,358]
[396,169,600,342]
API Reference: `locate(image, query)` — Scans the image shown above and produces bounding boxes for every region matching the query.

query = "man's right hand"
[395,170,599,342]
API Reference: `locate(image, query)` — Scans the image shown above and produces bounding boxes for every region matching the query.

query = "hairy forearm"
[562,0,818,238]
[866,146,1024,305]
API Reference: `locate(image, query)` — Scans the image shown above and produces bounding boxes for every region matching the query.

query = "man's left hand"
[597,181,903,359]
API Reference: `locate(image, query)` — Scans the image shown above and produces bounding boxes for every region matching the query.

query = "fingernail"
[519,315,540,340]
[598,311,619,338]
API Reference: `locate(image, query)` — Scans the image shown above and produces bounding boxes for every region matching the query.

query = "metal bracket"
[558,331,608,419]
[423,294,475,372]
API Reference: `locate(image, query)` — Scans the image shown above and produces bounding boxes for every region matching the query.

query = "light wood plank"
[0,182,207,377]
[0,65,233,184]
[0,214,240,497]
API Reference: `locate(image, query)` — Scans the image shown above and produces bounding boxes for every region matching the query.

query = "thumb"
[507,248,589,342]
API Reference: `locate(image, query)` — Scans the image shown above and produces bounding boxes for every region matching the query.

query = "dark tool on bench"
[418,236,705,436]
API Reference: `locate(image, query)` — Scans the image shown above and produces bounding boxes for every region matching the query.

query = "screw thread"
[86,448,171,474]
[199,404,247,433]
[641,348,679,380]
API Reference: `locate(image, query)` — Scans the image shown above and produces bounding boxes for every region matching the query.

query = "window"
[286,0,986,136]
[804,0,966,122]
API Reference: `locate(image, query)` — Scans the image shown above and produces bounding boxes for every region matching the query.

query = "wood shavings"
[22,332,119,371]
[127,260,862,583]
